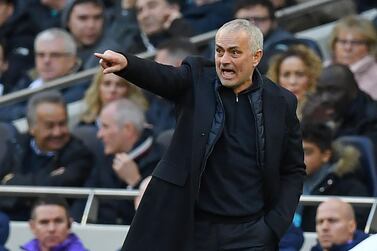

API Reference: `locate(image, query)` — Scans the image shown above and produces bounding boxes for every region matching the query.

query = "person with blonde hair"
[267,44,322,119]
[328,15,377,100]
[80,69,148,126]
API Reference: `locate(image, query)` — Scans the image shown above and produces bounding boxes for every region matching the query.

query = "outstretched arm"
[95,50,129,74]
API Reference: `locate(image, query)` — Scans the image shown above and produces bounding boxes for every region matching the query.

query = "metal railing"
[0,185,376,233]
[0,0,346,107]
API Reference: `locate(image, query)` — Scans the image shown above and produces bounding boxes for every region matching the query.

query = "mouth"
[220,68,236,80]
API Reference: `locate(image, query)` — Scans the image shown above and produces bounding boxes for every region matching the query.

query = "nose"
[287,75,297,86]
[51,126,63,137]
[220,52,231,65]
[47,222,56,232]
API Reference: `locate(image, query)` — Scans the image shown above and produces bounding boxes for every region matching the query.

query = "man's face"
[303,141,331,176]
[215,29,262,93]
[30,103,70,152]
[67,2,104,46]
[334,28,369,66]
[235,5,273,36]
[35,38,76,81]
[316,201,355,250]
[136,0,171,36]
[99,73,129,106]
[97,105,127,154]
[315,79,351,120]
[29,205,71,250]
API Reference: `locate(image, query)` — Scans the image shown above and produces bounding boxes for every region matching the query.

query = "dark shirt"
[197,86,264,217]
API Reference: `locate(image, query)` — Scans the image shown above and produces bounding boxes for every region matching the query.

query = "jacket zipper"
[248,95,261,168]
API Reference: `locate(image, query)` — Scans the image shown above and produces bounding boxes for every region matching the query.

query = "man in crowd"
[234,0,293,50]
[126,0,194,54]
[95,19,305,250]
[0,28,88,121]
[22,196,88,251]
[77,98,162,224]
[62,0,123,69]
[311,198,369,251]
[0,91,92,220]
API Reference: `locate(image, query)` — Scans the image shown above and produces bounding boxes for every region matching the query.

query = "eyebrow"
[215,45,240,50]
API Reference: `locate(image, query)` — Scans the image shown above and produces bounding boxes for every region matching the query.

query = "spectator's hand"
[94,50,128,74]
[163,8,182,30]
[113,153,141,187]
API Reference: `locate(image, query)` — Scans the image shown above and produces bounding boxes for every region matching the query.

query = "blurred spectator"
[22,196,88,251]
[311,198,369,251]
[0,91,92,220]
[62,0,123,69]
[0,211,9,251]
[302,64,377,159]
[0,0,40,87]
[126,0,194,54]
[80,70,148,126]
[267,44,322,120]
[146,37,197,136]
[76,99,162,224]
[299,122,370,232]
[182,0,234,35]
[328,15,377,100]
[0,28,88,122]
[234,0,293,50]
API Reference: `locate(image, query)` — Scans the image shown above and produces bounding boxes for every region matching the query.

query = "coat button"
[201,132,205,136]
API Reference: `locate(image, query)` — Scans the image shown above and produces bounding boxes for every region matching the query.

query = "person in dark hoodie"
[311,198,369,251]
[298,122,370,232]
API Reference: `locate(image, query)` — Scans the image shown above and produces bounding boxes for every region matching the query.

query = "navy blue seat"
[338,135,377,197]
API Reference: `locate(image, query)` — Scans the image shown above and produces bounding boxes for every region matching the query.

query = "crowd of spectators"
[0,0,377,250]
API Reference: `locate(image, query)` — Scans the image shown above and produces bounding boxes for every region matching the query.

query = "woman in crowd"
[80,70,148,126]
[267,44,322,119]
[328,15,377,100]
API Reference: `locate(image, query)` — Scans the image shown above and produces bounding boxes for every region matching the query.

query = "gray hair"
[110,99,145,133]
[27,91,67,127]
[217,19,264,53]
[34,28,77,55]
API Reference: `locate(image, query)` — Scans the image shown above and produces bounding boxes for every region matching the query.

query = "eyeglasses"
[35,52,72,59]
[242,16,270,23]
[335,38,368,47]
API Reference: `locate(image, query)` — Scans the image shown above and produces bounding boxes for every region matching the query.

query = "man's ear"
[253,49,263,67]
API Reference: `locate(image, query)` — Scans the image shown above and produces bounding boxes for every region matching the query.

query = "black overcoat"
[118,54,306,251]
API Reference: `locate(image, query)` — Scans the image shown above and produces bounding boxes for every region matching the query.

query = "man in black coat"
[0,91,93,220]
[96,19,305,251]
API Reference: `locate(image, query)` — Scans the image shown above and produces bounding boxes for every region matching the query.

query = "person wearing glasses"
[234,0,293,50]
[328,15,377,100]
[0,28,88,122]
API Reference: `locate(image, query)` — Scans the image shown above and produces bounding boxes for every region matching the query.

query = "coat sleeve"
[116,54,194,102]
[264,93,306,239]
